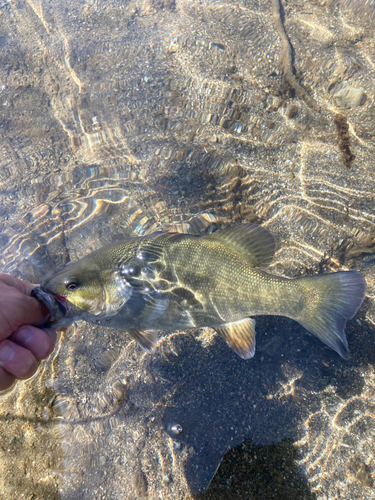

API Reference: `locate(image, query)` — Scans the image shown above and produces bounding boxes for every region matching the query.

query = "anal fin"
[128,328,158,353]
[214,318,256,359]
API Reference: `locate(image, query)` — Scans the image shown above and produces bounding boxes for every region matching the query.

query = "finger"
[0,273,36,296]
[0,275,49,334]
[0,366,15,392]
[0,339,40,380]
[14,294,50,327]
[0,294,49,340]
[10,326,56,360]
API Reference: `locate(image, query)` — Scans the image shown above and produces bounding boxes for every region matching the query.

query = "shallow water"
[0,0,374,498]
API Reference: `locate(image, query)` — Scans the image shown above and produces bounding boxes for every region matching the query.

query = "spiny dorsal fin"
[214,317,256,359]
[128,328,158,353]
[204,224,275,268]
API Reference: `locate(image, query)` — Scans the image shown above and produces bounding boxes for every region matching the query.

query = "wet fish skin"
[38,224,366,359]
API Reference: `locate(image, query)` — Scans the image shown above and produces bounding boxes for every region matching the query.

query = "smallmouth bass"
[33,224,366,359]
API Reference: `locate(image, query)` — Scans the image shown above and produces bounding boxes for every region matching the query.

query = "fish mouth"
[53,294,71,314]
[31,287,71,328]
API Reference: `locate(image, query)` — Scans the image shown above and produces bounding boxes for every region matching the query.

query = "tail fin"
[297,271,366,359]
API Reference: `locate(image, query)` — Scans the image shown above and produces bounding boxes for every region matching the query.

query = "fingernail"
[0,343,15,365]
[14,326,34,346]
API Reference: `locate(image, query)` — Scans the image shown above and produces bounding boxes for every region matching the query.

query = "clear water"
[0,0,374,498]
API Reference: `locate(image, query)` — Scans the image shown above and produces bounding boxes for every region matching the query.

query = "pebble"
[333,86,366,108]
[169,423,183,435]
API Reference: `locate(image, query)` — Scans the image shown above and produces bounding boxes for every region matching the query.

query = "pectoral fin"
[142,293,169,320]
[128,328,158,353]
[214,318,256,359]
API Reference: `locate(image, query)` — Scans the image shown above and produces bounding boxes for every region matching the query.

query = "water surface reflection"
[0,0,375,498]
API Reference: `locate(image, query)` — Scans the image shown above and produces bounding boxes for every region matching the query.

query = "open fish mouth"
[31,287,70,328]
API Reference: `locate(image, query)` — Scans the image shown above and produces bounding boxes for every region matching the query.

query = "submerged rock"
[333,86,366,108]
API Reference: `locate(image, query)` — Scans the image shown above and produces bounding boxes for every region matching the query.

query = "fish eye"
[64,276,80,291]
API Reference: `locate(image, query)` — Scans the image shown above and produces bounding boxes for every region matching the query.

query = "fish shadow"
[158,311,375,495]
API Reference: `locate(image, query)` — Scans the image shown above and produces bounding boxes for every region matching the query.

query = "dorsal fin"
[204,223,276,268]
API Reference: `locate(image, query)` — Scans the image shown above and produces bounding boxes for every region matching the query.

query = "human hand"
[0,273,56,391]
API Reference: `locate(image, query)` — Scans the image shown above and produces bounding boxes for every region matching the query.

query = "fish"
[34,224,366,359]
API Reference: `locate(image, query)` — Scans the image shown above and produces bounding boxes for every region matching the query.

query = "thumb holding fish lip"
[0,272,39,296]
[0,278,50,341]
